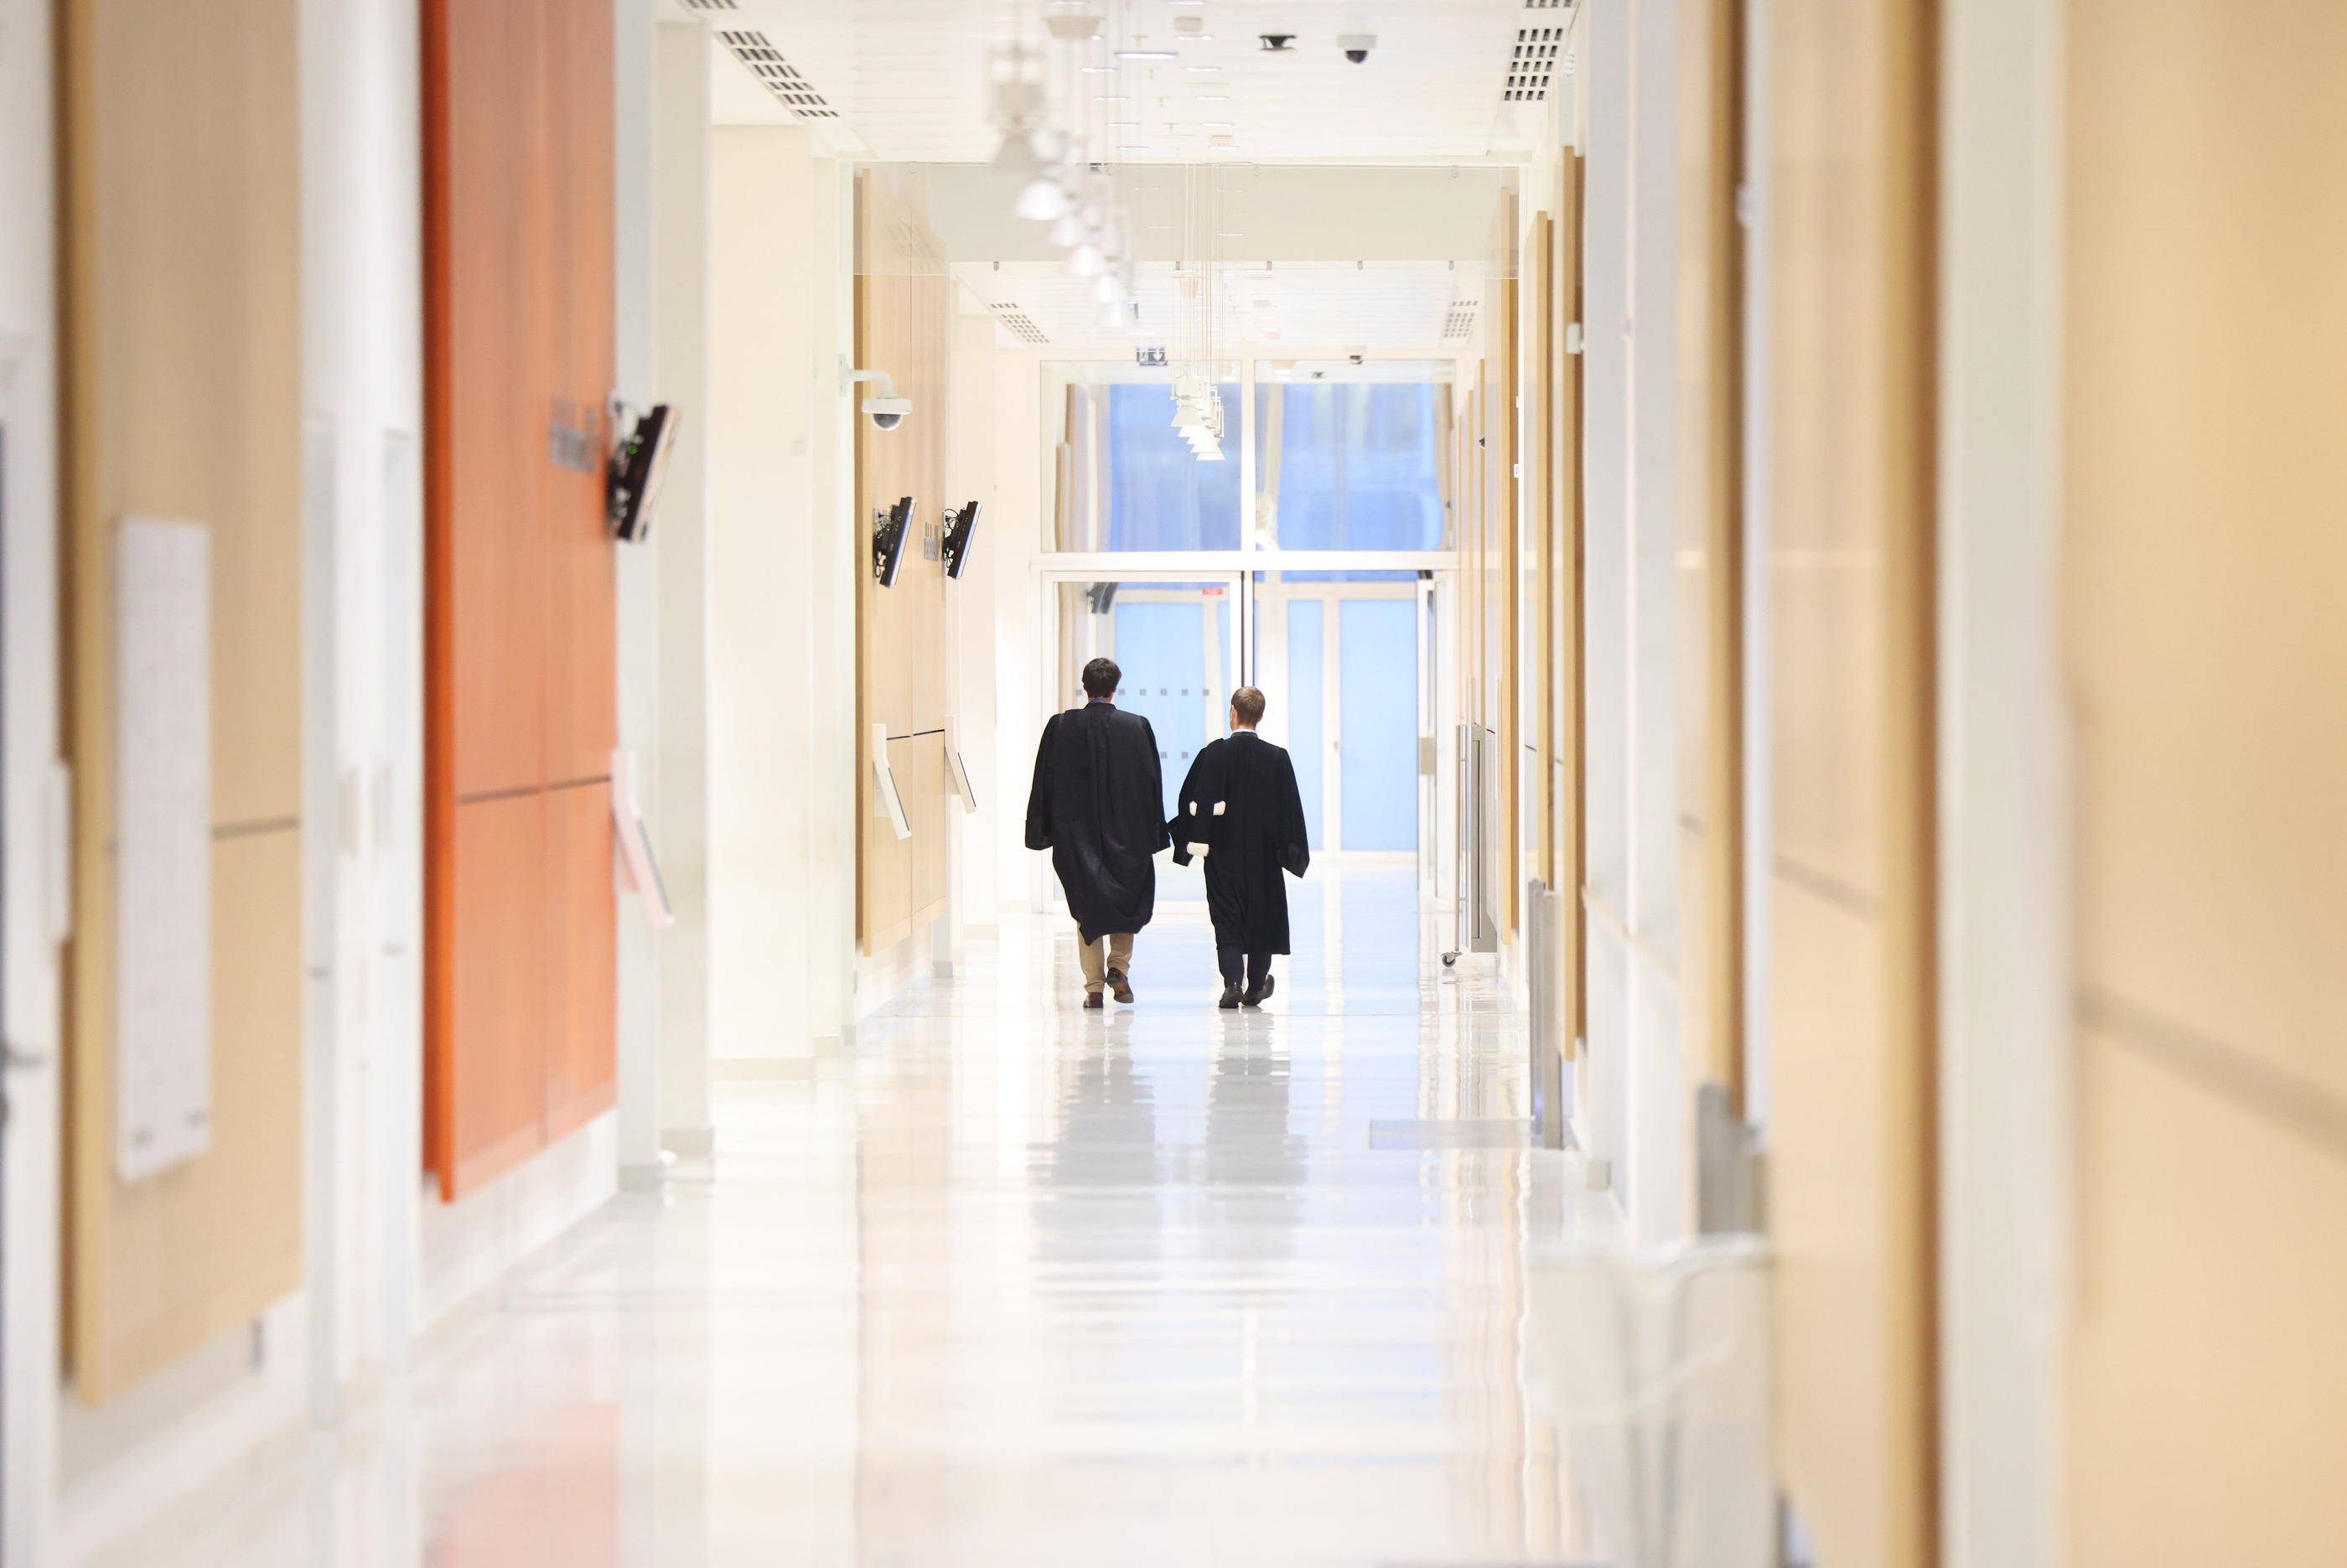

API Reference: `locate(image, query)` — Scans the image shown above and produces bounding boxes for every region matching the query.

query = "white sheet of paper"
[115,518,212,1182]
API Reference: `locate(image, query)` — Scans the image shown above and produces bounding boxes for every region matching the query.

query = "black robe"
[1024,701,1169,944]
[1168,731,1311,955]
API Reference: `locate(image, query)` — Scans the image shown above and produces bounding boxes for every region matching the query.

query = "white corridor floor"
[111,866,1625,1567]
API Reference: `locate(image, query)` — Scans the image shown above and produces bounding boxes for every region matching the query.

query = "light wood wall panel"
[1761,0,1938,1560]
[60,0,304,1403]
[1676,0,1747,1107]
[1553,157,1586,1047]
[855,173,951,955]
[2064,6,2347,1562]
[424,0,617,1201]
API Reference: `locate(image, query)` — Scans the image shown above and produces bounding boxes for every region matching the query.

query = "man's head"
[1230,686,1267,730]
[1082,657,1122,701]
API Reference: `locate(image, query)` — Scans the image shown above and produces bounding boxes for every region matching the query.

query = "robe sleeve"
[1277,747,1311,879]
[1163,742,1220,863]
[1140,717,1171,851]
[1168,745,1210,865]
[1023,713,1059,851]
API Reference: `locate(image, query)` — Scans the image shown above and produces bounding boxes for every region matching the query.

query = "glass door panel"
[1338,598,1420,851]
[1050,576,1242,901]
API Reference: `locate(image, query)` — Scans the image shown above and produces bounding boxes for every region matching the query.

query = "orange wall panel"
[425,0,617,1200]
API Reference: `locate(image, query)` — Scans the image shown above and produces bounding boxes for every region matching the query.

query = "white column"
[652,20,714,1151]
[0,0,64,1554]
[614,0,664,1186]
[297,0,425,1419]
[1937,0,2068,1560]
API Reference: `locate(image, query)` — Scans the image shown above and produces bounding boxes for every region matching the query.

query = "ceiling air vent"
[715,29,839,119]
[990,304,1049,345]
[1504,26,1567,102]
[1443,301,1479,341]
[678,0,738,10]
[1522,0,1575,9]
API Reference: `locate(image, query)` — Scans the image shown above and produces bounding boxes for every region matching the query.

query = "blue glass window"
[1106,384,1243,551]
[1260,384,1444,551]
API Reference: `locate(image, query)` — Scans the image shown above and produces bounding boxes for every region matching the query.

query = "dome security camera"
[844,365,913,432]
[1339,32,1376,64]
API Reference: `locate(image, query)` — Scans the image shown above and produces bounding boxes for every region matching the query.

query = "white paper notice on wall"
[115,517,212,1183]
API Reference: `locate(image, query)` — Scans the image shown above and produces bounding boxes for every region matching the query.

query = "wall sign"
[114,517,212,1182]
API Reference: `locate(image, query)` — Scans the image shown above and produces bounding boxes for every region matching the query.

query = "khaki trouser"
[1079,931,1134,992]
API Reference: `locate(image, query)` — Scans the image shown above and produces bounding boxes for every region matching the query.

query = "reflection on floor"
[120,867,1613,1567]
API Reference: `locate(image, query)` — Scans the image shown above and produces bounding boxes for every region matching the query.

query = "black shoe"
[1106,967,1133,1004]
[1218,984,1241,1010]
[1242,974,1276,1009]
[1084,992,1105,1010]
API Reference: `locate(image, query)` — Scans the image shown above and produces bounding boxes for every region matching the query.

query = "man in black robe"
[1025,655,1168,1008]
[1169,686,1311,1009]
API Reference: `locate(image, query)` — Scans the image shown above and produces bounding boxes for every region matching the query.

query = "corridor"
[130,871,1608,1567]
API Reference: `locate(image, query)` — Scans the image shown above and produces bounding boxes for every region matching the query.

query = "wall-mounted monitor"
[942,500,980,580]
[607,403,678,542]
[873,494,914,587]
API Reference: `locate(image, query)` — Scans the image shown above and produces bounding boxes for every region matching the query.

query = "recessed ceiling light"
[1108,121,1139,128]
[1195,94,1231,101]
[1117,49,1177,60]
[1081,65,1114,74]
[1185,65,1222,72]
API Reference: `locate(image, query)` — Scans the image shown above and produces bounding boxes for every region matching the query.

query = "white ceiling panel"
[956,257,1487,354]
[694,0,1553,162]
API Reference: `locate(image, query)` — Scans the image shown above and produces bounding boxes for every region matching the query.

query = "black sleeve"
[1139,717,1170,851]
[1023,715,1058,851]
[1167,744,1211,865]
[1277,748,1311,879]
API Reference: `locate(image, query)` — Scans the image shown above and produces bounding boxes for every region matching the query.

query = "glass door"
[1046,572,1245,901]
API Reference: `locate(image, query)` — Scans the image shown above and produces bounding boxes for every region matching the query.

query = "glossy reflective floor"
[123,867,1614,1566]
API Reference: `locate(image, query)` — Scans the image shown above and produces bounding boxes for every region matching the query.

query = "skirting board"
[709,1058,816,1082]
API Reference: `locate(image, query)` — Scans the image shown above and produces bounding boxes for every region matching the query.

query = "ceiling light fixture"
[1185,65,1222,72]
[1116,49,1176,60]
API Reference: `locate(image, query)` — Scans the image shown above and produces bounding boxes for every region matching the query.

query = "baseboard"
[709,1058,816,1082]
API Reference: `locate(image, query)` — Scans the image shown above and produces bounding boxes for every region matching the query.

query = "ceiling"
[956,258,1489,353]
[689,0,1560,163]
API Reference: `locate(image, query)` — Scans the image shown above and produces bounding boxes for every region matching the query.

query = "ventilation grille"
[1522,0,1574,9]
[990,303,1049,345]
[1443,301,1479,341]
[678,0,738,10]
[714,29,838,119]
[1504,26,1567,102]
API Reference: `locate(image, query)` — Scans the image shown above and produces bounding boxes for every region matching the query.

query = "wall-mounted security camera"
[1338,33,1376,64]
[843,365,913,432]
[1259,33,1296,51]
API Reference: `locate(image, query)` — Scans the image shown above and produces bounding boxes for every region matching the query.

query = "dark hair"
[1230,686,1267,726]
[1081,657,1121,700]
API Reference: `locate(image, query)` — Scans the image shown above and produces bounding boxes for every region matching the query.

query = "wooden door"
[1761,0,1940,1560]
[424,0,617,1200]
[2064,6,2347,1562]
[854,173,951,956]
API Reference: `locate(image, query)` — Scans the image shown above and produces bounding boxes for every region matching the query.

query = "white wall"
[1572,0,1691,1245]
[1937,0,2067,1560]
[652,20,716,1146]
[0,0,65,1555]
[614,0,664,1186]
[706,125,851,1066]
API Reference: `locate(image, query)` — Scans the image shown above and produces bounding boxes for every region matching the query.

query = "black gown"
[1024,701,1169,944]
[1168,731,1311,954]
